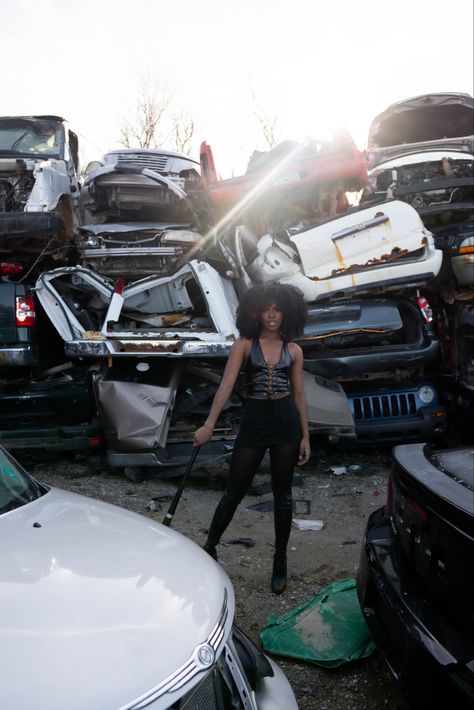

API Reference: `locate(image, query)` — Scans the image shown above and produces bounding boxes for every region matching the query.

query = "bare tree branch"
[172,111,195,155]
[119,81,173,149]
[250,87,282,149]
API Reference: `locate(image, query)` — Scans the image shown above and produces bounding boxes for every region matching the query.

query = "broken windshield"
[0,117,63,157]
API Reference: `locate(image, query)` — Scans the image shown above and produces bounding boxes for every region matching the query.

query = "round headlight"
[419,385,435,404]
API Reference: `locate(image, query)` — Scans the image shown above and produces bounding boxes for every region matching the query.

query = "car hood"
[367,92,473,149]
[0,488,234,710]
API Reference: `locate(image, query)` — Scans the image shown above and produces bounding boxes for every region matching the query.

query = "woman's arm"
[193,338,250,446]
[289,343,311,465]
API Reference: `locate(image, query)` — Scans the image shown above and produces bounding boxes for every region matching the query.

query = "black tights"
[206,443,299,553]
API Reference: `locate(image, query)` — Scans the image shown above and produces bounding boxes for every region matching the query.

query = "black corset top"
[245,339,293,399]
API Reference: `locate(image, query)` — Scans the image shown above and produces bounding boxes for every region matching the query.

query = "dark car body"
[301,295,439,379]
[0,364,104,456]
[357,443,474,709]
[0,281,39,366]
[0,272,66,368]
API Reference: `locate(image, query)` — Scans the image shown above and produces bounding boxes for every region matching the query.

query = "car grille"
[114,152,169,173]
[178,670,219,710]
[126,590,229,709]
[352,392,417,420]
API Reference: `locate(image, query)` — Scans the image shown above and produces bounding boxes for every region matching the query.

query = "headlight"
[418,385,436,404]
[459,236,474,255]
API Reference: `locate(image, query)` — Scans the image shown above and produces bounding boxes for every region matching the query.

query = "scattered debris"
[348,465,362,474]
[328,466,347,476]
[293,519,324,531]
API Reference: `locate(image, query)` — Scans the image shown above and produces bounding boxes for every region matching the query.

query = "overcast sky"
[2,0,473,175]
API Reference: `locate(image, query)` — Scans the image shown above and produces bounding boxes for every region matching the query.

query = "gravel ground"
[22,445,410,710]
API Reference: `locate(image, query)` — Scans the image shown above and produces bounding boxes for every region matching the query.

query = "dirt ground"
[24,444,410,710]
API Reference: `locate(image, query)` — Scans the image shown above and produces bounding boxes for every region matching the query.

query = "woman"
[194,283,310,594]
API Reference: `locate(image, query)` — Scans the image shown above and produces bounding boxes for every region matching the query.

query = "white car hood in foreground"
[0,488,233,709]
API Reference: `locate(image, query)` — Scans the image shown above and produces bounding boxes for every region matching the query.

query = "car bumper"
[0,425,105,453]
[303,338,440,377]
[0,344,39,367]
[0,211,62,237]
[352,405,447,443]
[357,508,474,708]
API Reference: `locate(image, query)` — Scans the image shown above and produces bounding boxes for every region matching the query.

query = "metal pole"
[162,446,201,527]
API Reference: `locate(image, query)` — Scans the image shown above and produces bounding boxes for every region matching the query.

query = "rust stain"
[312,245,412,280]
[303,327,390,341]
[114,341,183,353]
[333,240,346,268]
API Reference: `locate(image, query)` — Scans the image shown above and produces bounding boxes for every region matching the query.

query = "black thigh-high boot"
[271,491,293,594]
[204,481,246,560]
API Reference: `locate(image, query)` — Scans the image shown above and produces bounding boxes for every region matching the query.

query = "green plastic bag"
[260,578,375,667]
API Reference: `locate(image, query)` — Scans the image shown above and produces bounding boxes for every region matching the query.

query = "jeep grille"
[352,393,417,420]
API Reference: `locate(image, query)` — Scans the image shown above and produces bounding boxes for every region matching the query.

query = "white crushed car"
[235,200,443,302]
[78,148,205,279]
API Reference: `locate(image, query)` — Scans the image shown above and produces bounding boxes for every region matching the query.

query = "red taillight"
[406,496,428,522]
[416,294,433,323]
[88,438,103,447]
[1,261,24,276]
[15,296,36,327]
[385,472,394,514]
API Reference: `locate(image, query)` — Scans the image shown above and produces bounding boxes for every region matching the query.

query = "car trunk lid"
[391,444,474,632]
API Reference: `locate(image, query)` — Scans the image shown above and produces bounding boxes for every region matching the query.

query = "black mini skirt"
[234,395,302,448]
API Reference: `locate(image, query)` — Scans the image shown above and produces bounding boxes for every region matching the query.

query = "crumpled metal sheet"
[303,371,354,431]
[95,367,180,450]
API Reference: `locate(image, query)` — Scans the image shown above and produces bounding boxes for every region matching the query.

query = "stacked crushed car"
[1,94,472,474]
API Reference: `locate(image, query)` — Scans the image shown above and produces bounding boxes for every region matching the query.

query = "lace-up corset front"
[245,339,292,399]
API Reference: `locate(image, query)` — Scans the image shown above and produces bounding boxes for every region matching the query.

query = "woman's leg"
[268,442,299,593]
[205,446,267,557]
[269,442,299,550]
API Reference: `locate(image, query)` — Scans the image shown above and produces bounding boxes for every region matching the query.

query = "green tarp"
[260,578,375,667]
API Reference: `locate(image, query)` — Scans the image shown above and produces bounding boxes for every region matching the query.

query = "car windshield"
[0,448,47,514]
[0,118,63,157]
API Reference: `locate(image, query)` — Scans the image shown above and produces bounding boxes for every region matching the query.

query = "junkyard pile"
[1,93,473,464]
[1,92,473,710]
